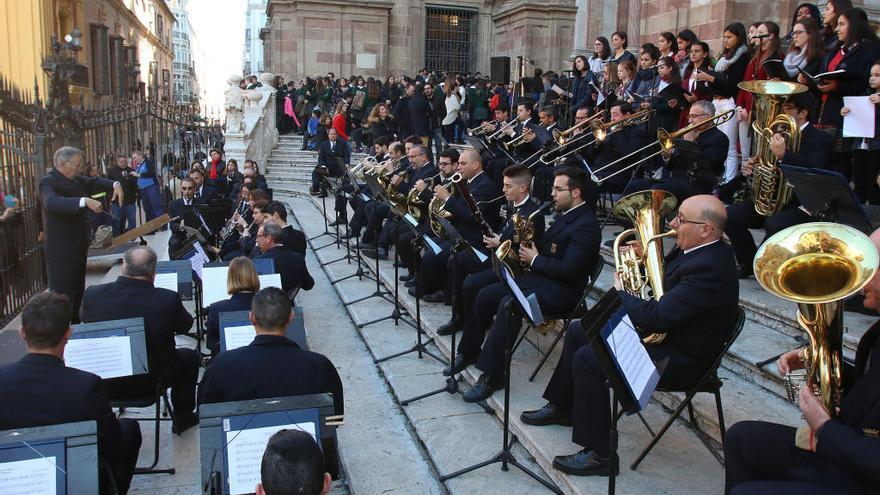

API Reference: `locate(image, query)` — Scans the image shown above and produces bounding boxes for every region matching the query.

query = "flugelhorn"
[468,118,502,137]
[590,109,735,184]
[429,172,463,237]
[486,117,519,141]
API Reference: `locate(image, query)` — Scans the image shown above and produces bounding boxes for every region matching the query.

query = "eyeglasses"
[791,29,806,36]
[674,213,707,226]
[689,112,708,120]
[552,186,571,193]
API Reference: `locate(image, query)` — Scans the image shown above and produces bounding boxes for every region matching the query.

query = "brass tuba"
[754,222,878,414]
[737,80,807,216]
[611,190,679,344]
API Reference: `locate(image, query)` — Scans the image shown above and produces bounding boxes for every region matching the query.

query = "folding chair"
[629,307,746,470]
[511,254,606,381]
[111,382,176,475]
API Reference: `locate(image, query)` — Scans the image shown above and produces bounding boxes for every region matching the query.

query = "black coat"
[40,169,116,261]
[194,184,217,202]
[168,197,202,233]
[317,138,350,175]
[393,95,413,137]
[443,171,502,248]
[254,245,315,293]
[0,353,124,460]
[80,276,194,383]
[205,160,226,190]
[620,240,739,385]
[408,94,432,136]
[198,334,344,415]
[281,225,307,255]
[817,41,880,126]
[782,123,834,169]
[705,52,751,99]
[106,166,139,205]
[694,127,730,177]
[206,291,255,355]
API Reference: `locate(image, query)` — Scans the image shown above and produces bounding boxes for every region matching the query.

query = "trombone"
[467,118,502,137]
[547,109,653,164]
[552,110,606,146]
[590,109,735,184]
[486,117,519,141]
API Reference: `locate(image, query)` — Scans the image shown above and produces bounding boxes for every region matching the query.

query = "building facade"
[168,0,202,106]
[244,0,268,76]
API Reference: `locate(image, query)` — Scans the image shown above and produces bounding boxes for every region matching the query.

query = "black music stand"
[312,175,348,253]
[440,261,561,494]
[331,172,378,285]
[581,289,663,495]
[780,165,874,233]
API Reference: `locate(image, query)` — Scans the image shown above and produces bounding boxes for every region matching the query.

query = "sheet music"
[607,315,656,399]
[224,325,256,351]
[404,213,419,227]
[154,272,178,293]
[190,243,210,280]
[0,456,57,494]
[64,336,133,379]
[225,423,315,495]
[202,266,230,307]
[258,273,282,290]
[501,267,535,322]
[422,235,443,255]
[472,247,488,263]
[842,96,876,138]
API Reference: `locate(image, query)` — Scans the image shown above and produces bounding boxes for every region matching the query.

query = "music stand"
[157,260,193,300]
[218,308,308,352]
[581,289,663,495]
[440,261,561,494]
[67,318,149,380]
[780,165,874,233]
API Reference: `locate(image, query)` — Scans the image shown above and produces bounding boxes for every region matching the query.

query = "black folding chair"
[111,382,176,475]
[628,307,746,470]
[513,254,606,382]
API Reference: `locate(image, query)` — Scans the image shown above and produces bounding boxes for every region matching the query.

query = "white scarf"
[714,45,748,73]
[783,49,808,77]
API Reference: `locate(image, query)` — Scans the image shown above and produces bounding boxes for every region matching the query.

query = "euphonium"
[737,80,807,216]
[611,190,679,344]
[495,201,553,278]
[429,173,462,236]
[754,223,879,414]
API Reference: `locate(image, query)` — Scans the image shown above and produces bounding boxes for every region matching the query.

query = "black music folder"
[657,83,689,107]
[779,164,874,233]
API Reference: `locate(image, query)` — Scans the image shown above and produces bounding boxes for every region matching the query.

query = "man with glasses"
[526,194,738,476]
[254,223,315,294]
[167,177,201,258]
[587,101,651,195]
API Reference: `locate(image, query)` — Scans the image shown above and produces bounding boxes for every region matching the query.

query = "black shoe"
[400,274,414,282]
[436,318,462,336]
[408,287,419,297]
[361,248,378,258]
[442,353,475,376]
[394,260,406,268]
[341,230,359,240]
[363,247,388,260]
[552,449,617,477]
[172,412,199,435]
[521,402,573,426]
[405,278,417,288]
[360,241,377,250]
[423,290,447,303]
[329,218,347,227]
[737,266,753,279]
[463,373,502,402]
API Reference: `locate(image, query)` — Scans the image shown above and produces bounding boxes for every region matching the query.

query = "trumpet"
[502,128,533,151]
[552,110,606,145]
[590,109,735,184]
[486,117,519,141]
[468,118,502,137]
[350,156,379,179]
[542,118,610,164]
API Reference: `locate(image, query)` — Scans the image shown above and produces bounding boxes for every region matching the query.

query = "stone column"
[571,0,588,57]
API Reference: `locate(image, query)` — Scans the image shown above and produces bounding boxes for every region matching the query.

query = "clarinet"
[452,178,494,237]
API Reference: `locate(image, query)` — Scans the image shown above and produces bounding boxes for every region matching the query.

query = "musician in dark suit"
[265,201,307,255]
[532,195,738,476]
[206,257,260,357]
[486,99,550,190]
[167,177,202,258]
[0,292,141,493]
[449,168,601,402]
[40,146,123,322]
[588,102,651,194]
[189,167,217,202]
[221,199,267,261]
[725,92,834,277]
[412,149,501,300]
[254,222,315,293]
[312,128,351,196]
[80,246,200,433]
[438,164,545,335]
[724,227,880,494]
[198,288,344,415]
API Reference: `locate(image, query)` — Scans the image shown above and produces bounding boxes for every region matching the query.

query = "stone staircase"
[264,134,875,493]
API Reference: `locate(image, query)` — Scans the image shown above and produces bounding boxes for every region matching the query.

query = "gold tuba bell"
[754,222,878,415]
[612,190,679,344]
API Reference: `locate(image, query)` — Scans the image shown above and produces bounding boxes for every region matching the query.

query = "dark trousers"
[456,269,502,356]
[418,242,451,295]
[139,184,163,222]
[724,421,859,495]
[395,228,420,274]
[113,418,142,493]
[363,202,390,244]
[47,258,86,323]
[853,149,880,204]
[105,348,200,416]
[624,176,692,204]
[541,323,587,411]
[348,193,370,235]
[377,212,399,249]
[725,200,810,268]
[447,249,490,322]
[534,166,556,203]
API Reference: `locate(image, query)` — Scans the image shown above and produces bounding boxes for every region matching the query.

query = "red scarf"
[209,159,220,180]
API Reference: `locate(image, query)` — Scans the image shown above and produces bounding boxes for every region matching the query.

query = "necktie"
[331,142,335,152]
[195,188,201,199]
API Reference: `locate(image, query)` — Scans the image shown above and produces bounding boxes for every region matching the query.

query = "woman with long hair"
[786,17,826,79]
[696,22,751,186]
[657,32,676,59]
[331,100,349,142]
[365,103,397,144]
[616,60,637,102]
[588,37,612,74]
[680,41,714,128]
[736,21,784,165]
[570,55,595,115]
[652,57,683,132]
[610,31,636,65]
[675,29,698,76]
[781,3,823,51]
[821,0,854,49]
[206,256,260,357]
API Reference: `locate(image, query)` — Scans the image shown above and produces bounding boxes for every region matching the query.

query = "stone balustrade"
[223,72,278,168]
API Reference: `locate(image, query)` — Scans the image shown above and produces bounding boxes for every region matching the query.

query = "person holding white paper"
[532,195,739,476]
[206,256,260,357]
[0,292,142,493]
[257,429,331,495]
[254,223,315,294]
[841,61,880,204]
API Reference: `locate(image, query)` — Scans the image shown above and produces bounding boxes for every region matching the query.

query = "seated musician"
[346,141,407,240]
[446,167,601,402]
[168,177,202,258]
[624,100,728,202]
[189,167,217,202]
[411,149,501,302]
[486,99,550,190]
[198,288,344,416]
[206,256,260,357]
[265,200,307,255]
[312,128,350,198]
[0,292,142,493]
[588,101,650,194]
[258,429,332,495]
[437,164,545,336]
[363,143,437,260]
[724,229,880,495]
[255,222,315,294]
[725,92,833,278]
[222,199,269,260]
[396,148,460,284]
[357,138,419,249]
[80,246,200,434]
[524,195,738,476]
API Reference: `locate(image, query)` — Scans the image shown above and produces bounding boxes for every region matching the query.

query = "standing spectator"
[736,22,784,165]
[106,153,138,235]
[588,37,612,75]
[842,61,880,203]
[331,100,349,143]
[394,83,415,138]
[680,41,714,128]
[822,0,853,50]
[131,149,163,222]
[781,3,823,51]
[675,29,699,76]
[442,82,462,144]
[205,148,226,192]
[425,83,447,160]
[786,17,826,79]
[570,55,596,117]
[408,84,433,148]
[302,109,322,151]
[657,32,677,60]
[609,31,636,65]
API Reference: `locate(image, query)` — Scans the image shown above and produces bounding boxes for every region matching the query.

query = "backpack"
[351,91,366,111]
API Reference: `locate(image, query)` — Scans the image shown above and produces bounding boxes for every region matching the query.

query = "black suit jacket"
[694,127,730,177]
[255,246,315,293]
[408,95,432,136]
[620,240,739,384]
[80,276,194,383]
[318,138,350,175]
[499,196,546,244]
[398,162,438,196]
[198,334,344,415]
[281,225,307,255]
[444,171,502,248]
[168,197,202,233]
[40,169,116,261]
[206,291,255,355]
[195,184,217,202]
[0,353,124,461]
[782,124,834,169]
[106,166,138,205]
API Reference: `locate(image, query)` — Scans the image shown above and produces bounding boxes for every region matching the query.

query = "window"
[424,7,477,74]
[109,36,126,96]
[90,24,111,94]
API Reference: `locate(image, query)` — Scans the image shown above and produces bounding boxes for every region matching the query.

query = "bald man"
[724,228,880,495]
[526,195,740,476]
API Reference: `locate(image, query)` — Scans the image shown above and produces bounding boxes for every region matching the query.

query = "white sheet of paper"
[64,336,133,379]
[202,266,230,307]
[607,315,656,399]
[501,267,535,322]
[225,423,315,495]
[258,273,282,290]
[0,456,57,495]
[154,272,178,293]
[224,325,256,351]
[842,96,876,138]
[191,243,210,280]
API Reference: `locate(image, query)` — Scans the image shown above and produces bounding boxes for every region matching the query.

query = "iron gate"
[424,6,478,74]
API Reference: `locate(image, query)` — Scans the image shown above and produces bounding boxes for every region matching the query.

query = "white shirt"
[683,238,720,255]
[513,195,531,208]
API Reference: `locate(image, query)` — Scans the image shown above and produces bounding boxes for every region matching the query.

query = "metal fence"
[424,6,478,74]
[0,73,222,328]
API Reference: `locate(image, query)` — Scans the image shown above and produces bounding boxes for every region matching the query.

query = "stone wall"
[493,1,577,79]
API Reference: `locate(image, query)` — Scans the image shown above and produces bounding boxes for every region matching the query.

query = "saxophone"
[429,173,462,237]
[495,201,553,277]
